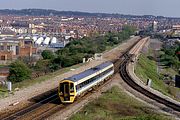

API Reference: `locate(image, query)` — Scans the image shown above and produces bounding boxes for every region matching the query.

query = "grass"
[70,86,173,120]
[1,63,84,98]
[0,38,127,99]
[135,54,168,94]
[12,63,86,90]
[160,68,178,77]
[105,39,129,52]
[135,53,180,100]
[0,65,7,67]
[0,63,86,99]
[11,38,130,91]
[0,86,9,98]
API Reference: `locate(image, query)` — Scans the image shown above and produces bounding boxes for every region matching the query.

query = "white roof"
[35,37,44,45]
[43,37,51,45]
[51,37,57,44]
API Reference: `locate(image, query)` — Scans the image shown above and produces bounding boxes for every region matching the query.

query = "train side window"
[77,84,80,90]
[76,85,78,90]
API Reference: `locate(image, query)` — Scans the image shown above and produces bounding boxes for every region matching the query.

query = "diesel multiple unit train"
[58,62,114,103]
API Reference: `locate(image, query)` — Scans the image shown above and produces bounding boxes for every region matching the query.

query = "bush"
[52,26,136,69]
[8,60,32,83]
[41,50,55,60]
[34,59,51,73]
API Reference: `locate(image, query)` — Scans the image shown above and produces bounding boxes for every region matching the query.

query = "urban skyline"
[0,0,180,17]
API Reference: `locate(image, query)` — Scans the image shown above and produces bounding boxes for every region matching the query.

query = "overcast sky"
[0,0,180,17]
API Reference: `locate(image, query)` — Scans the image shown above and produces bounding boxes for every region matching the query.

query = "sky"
[0,0,180,17]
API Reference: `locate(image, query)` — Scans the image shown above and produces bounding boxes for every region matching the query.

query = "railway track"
[2,93,60,120]
[1,37,142,120]
[2,66,123,120]
[119,53,180,112]
[4,37,179,120]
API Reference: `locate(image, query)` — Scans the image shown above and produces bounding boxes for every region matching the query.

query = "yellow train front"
[58,80,76,103]
[58,61,114,103]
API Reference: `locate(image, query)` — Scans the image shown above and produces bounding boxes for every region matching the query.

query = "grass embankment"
[12,63,85,89]
[12,38,126,89]
[70,87,173,120]
[135,54,180,99]
[0,36,132,98]
[0,63,85,98]
[11,38,127,90]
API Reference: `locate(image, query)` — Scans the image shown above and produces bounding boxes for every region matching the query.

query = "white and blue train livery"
[58,61,114,103]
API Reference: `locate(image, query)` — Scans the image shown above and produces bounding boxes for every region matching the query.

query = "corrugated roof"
[65,61,113,82]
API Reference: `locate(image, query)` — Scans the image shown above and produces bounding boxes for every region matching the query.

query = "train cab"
[58,80,76,103]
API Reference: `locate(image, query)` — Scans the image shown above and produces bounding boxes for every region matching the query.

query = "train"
[58,61,114,103]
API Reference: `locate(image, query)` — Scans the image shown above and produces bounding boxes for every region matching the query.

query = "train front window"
[64,82,69,94]
[70,83,74,93]
[60,83,64,93]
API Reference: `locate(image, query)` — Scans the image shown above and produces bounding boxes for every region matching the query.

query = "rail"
[119,53,180,112]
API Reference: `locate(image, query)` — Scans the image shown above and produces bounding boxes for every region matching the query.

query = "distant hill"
[0,9,158,19]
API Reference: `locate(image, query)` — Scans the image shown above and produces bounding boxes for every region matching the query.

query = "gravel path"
[0,37,139,112]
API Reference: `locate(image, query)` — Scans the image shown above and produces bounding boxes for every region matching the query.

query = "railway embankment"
[0,37,139,113]
[62,37,179,120]
[69,86,173,120]
[126,39,180,112]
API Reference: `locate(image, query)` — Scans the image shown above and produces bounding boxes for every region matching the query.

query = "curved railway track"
[119,53,180,112]
[1,37,141,120]
[4,37,180,120]
[2,37,180,120]
[5,37,177,120]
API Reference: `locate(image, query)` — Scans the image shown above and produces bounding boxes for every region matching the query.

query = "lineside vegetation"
[70,87,173,120]
[135,53,180,100]
[8,25,136,83]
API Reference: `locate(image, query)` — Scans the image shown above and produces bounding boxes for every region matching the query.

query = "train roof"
[65,61,113,82]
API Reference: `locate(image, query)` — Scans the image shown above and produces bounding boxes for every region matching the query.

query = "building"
[172,25,180,30]
[0,67,9,83]
[0,38,19,62]
[0,36,38,64]
[172,25,180,36]
[49,40,69,48]
[152,21,158,32]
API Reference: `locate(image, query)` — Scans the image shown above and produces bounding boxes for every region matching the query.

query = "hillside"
[0,9,164,19]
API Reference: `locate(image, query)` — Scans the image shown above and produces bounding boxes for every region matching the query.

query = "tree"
[160,44,180,71]
[61,56,75,67]
[8,60,32,83]
[19,56,37,67]
[41,50,55,60]
[175,46,180,60]
[34,59,51,73]
[51,26,136,69]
